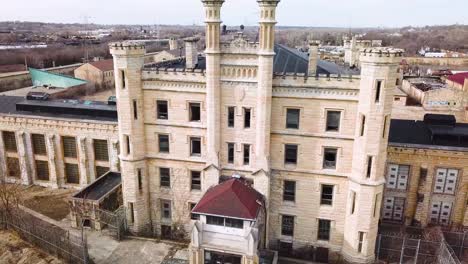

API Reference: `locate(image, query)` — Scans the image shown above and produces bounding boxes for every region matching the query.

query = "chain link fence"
[0,207,89,264]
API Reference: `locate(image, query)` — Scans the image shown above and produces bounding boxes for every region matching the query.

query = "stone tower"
[255,0,280,172]
[308,40,319,76]
[201,0,225,190]
[110,42,151,235]
[342,47,403,263]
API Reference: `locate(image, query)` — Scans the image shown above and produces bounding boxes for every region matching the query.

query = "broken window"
[189,102,201,122]
[323,148,337,169]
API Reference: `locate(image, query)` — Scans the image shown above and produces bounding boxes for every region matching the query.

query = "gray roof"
[0,95,117,122]
[273,44,360,75]
[73,172,121,201]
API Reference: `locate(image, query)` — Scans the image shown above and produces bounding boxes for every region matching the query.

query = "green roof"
[29,68,88,88]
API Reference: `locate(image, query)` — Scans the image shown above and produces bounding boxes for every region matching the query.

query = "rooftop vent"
[26,92,49,101]
[423,114,456,126]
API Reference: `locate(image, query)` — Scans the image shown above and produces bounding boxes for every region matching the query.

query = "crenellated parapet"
[142,68,206,83]
[109,41,146,57]
[360,47,404,64]
[273,72,360,87]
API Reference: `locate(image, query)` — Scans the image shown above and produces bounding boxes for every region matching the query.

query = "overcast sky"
[1,0,466,28]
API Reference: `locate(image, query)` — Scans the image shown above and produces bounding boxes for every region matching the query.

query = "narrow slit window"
[228,107,235,127]
[121,70,126,89]
[351,191,356,214]
[358,232,365,253]
[243,144,250,165]
[227,143,234,164]
[129,202,134,223]
[137,168,143,190]
[360,115,366,136]
[382,115,389,138]
[133,100,138,120]
[125,135,131,155]
[375,80,382,103]
[244,108,251,128]
[366,156,373,178]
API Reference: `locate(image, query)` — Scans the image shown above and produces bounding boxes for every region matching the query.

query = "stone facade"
[108,1,403,262]
[0,114,118,189]
[385,145,468,229]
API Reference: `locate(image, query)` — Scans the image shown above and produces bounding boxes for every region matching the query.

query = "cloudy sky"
[1,0,466,27]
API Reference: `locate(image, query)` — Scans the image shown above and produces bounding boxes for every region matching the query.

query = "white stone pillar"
[78,136,89,186]
[110,139,120,172]
[202,0,225,185]
[16,131,32,185]
[45,134,59,188]
[0,132,6,182]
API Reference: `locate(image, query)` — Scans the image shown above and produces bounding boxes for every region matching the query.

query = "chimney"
[184,37,199,69]
[169,37,178,50]
[308,40,320,76]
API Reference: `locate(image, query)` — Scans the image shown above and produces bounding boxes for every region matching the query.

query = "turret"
[110,42,152,235]
[342,47,403,263]
[255,0,280,172]
[201,0,225,190]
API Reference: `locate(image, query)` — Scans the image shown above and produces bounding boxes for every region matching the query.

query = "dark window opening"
[284,144,298,164]
[137,168,143,190]
[160,168,171,187]
[283,180,296,202]
[96,166,109,178]
[125,135,131,155]
[227,143,234,164]
[351,191,356,214]
[35,160,49,181]
[3,131,17,152]
[93,139,109,161]
[225,218,243,228]
[366,156,373,178]
[191,171,201,190]
[326,111,341,132]
[243,144,250,165]
[206,215,224,226]
[420,168,427,181]
[286,108,300,129]
[129,202,134,223]
[62,136,77,158]
[161,200,171,219]
[375,80,382,103]
[323,148,337,169]
[244,108,251,128]
[157,100,168,120]
[358,232,365,253]
[121,70,126,89]
[159,134,170,153]
[321,185,334,205]
[32,134,47,155]
[65,163,80,184]
[281,215,294,236]
[133,99,138,120]
[190,137,201,156]
[360,115,366,136]
[228,107,235,127]
[318,219,331,241]
[6,157,20,178]
[189,102,201,122]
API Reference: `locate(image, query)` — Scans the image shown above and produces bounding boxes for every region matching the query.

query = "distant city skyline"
[1,0,467,28]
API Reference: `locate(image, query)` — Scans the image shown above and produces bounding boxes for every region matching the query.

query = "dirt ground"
[79,89,115,101]
[20,185,75,221]
[0,229,63,264]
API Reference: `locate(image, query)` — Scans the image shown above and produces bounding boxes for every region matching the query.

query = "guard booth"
[189,177,277,264]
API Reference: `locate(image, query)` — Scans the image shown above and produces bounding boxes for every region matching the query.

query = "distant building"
[74,59,115,90]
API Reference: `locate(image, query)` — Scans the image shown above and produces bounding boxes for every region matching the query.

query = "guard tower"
[110,42,152,235]
[342,47,403,263]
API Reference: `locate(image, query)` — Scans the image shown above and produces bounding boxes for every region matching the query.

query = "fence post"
[399,237,406,264]
[414,239,420,264]
[376,234,382,262]
[460,232,466,260]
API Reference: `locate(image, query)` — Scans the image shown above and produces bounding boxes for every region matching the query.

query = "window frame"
[190,137,202,156]
[158,134,170,153]
[317,219,331,241]
[189,102,201,122]
[227,142,235,164]
[32,134,47,156]
[191,170,201,191]
[325,110,342,132]
[244,108,251,128]
[243,144,251,165]
[286,108,300,129]
[160,167,171,188]
[283,180,296,202]
[281,215,295,237]
[227,106,235,128]
[284,144,298,165]
[320,184,334,206]
[156,100,169,120]
[323,148,338,170]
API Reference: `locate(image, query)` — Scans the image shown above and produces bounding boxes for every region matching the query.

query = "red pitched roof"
[89,59,114,72]
[447,72,468,85]
[192,178,264,220]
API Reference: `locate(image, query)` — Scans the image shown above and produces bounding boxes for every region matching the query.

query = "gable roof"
[192,178,264,220]
[89,59,114,72]
[447,72,468,85]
